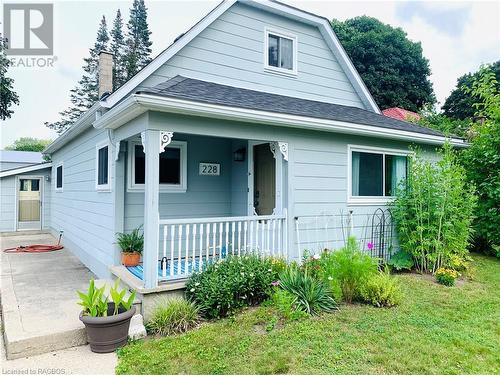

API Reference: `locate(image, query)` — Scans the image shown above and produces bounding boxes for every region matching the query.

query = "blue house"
[1,0,465,297]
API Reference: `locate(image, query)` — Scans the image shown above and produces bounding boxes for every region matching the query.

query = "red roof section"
[382,107,421,122]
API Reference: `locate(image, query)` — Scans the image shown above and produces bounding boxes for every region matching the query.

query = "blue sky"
[1,0,499,147]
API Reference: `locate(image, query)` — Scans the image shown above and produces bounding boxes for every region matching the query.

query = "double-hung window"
[348,145,409,204]
[128,140,187,192]
[96,141,111,191]
[265,28,297,75]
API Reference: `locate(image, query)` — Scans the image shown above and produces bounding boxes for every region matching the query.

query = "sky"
[1,0,499,148]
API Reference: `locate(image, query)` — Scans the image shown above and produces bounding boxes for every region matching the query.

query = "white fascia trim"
[93,93,468,147]
[0,163,52,178]
[100,0,236,109]
[44,103,101,154]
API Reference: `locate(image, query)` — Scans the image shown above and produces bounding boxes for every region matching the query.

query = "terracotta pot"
[121,252,141,266]
[80,303,136,353]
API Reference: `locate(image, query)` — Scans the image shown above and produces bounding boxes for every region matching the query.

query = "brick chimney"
[98,51,113,98]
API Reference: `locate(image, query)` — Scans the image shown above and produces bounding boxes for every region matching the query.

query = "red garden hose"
[3,231,64,253]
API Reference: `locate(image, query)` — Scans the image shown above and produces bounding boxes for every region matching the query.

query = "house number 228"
[199,163,220,176]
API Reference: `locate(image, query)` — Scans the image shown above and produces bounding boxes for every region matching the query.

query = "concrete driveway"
[0,232,117,374]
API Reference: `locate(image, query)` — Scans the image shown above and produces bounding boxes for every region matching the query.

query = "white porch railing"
[158,211,287,281]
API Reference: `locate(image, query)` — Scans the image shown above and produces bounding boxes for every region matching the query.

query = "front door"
[17,178,42,230]
[253,143,276,215]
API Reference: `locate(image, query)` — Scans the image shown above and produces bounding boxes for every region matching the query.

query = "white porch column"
[270,142,288,214]
[142,130,160,288]
[142,130,174,288]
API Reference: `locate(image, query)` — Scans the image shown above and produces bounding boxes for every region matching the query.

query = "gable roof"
[139,76,442,137]
[100,0,380,113]
[0,150,44,164]
[382,107,421,122]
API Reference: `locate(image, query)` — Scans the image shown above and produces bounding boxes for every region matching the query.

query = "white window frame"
[347,144,411,206]
[55,162,63,192]
[264,27,298,76]
[95,140,112,191]
[127,140,187,193]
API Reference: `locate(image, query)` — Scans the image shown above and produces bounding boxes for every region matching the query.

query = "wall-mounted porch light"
[233,148,246,162]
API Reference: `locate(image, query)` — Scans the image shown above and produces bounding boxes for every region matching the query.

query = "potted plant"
[116,227,143,267]
[78,279,137,353]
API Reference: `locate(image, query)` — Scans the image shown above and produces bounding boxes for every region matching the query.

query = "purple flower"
[367,242,374,250]
[271,281,280,287]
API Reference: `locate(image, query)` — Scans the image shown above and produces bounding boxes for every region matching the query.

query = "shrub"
[278,265,337,315]
[270,289,309,321]
[435,268,459,287]
[318,237,378,303]
[388,250,414,271]
[186,255,276,318]
[391,144,476,273]
[361,270,403,307]
[147,298,199,335]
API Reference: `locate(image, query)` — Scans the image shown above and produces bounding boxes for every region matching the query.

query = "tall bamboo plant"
[391,144,476,273]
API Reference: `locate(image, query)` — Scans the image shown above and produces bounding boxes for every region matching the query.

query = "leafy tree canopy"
[0,33,20,121]
[442,60,500,120]
[331,16,435,112]
[461,64,500,252]
[5,137,52,152]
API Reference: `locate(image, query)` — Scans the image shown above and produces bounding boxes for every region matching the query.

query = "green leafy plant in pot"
[116,227,143,267]
[77,279,136,353]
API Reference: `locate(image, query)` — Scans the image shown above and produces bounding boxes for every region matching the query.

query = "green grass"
[116,255,500,375]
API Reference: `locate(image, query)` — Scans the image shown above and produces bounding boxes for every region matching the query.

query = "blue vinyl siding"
[49,127,114,278]
[136,2,366,109]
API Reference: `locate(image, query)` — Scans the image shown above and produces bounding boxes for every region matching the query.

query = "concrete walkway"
[0,232,116,371]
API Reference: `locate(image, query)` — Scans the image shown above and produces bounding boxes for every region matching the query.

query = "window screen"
[97,146,109,185]
[56,165,63,189]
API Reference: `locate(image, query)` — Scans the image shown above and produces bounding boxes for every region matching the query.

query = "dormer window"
[265,28,297,75]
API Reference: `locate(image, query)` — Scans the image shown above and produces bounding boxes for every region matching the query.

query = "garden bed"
[117,255,499,374]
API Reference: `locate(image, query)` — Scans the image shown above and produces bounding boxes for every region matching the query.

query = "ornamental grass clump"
[147,298,200,336]
[391,144,476,273]
[278,265,337,315]
[186,254,277,319]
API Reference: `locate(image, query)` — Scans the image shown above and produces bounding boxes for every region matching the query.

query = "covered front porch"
[111,116,290,289]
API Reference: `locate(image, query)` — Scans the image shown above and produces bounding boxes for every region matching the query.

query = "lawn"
[116,255,500,375]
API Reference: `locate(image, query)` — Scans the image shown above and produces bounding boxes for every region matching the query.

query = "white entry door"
[17,178,42,230]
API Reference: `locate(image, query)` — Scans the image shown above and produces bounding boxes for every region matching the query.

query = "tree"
[46,16,109,133]
[331,16,435,112]
[6,137,52,152]
[111,9,127,89]
[442,61,500,120]
[0,34,19,120]
[461,65,500,253]
[124,0,152,79]
[416,105,471,138]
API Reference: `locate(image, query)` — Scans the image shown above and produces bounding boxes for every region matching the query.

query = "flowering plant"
[435,267,459,286]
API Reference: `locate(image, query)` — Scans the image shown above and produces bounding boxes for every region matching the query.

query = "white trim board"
[94,94,468,147]
[0,163,52,178]
[99,0,380,113]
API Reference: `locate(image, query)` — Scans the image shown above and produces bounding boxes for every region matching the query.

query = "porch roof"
[138,76,444,138]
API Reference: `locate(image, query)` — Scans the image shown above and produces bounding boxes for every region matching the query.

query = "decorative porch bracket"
[140,131,174,153]
[270,141,288,161]
[114,141,121,161]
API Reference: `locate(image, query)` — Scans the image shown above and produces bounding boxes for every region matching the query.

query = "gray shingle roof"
[138,76,444,137]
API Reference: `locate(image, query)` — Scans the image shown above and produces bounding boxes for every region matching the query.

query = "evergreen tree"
[111,9,127,89]
[0,34,19,121]
[124,0,152,79]
[46,16,109,133]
